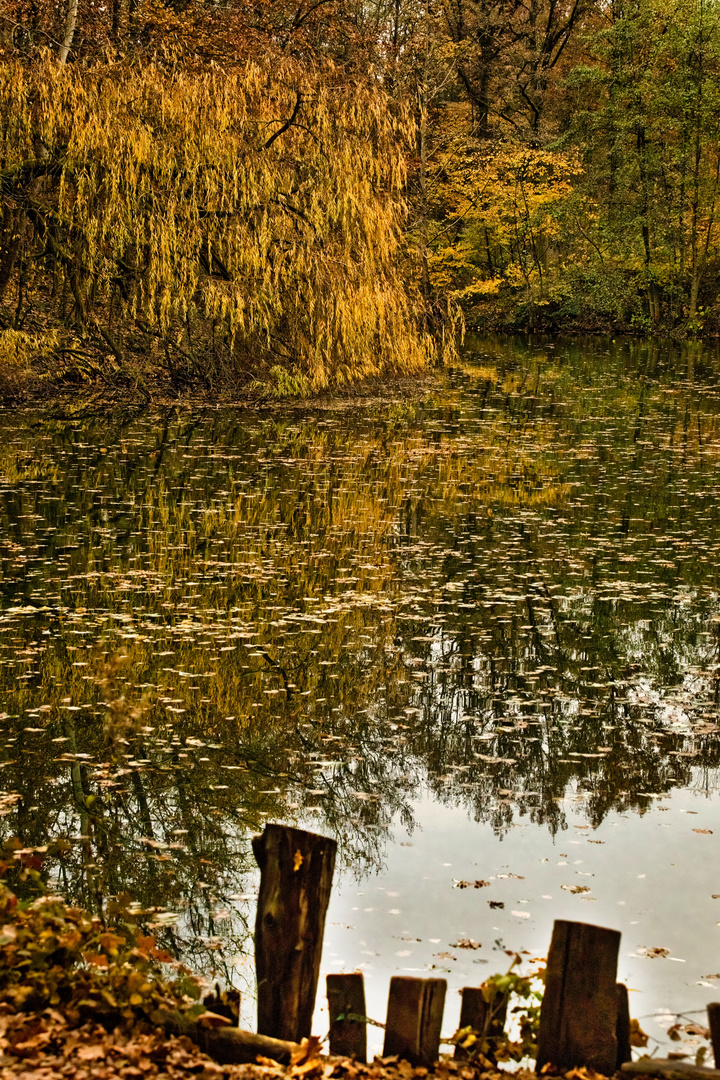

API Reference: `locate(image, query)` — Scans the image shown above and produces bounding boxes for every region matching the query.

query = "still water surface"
[1,336,720,1054]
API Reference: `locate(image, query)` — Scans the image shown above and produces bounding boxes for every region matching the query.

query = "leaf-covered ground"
[0,1007,544,1080]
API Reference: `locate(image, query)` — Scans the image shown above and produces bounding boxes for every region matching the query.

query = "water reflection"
[0,335,719,979]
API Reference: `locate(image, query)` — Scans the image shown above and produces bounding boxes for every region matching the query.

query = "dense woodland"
[1,0,720,398]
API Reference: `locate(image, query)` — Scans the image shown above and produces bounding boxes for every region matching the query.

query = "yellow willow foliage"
[1,58,435,390]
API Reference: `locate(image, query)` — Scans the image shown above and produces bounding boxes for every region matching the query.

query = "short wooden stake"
[707,1002,720,1066]
[383,976,446,1067]
[454,986,507,1060]
[536,919,621,1075]
[616,983,632,1068]
[455,987,487,1061]
[327,973,367,1062]
[252,824,337,1042]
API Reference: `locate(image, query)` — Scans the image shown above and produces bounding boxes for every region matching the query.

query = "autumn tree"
[0,0,460,400]
[0,53,443,397]
[559,0,720,328]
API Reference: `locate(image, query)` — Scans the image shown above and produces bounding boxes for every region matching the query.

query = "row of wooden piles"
[212,824,720,1076]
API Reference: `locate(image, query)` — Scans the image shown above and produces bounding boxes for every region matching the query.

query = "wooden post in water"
[616,983,632,1068]
[707,1003,720,1066]
[252,824,337,1042]
[536,920,621,1075]
[454,986,507,1060]
[383,976,446,1067]
[327,973,367,1061]
[454,987,487,1061]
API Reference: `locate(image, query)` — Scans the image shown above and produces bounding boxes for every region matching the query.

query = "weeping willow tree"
[0,58,440,398]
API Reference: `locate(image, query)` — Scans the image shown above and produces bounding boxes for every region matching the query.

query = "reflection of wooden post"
[454,986,507,1060]
[536,920,621,1075]
[616,983,632,1068]
[252,824,337,1042]
[707,1003,720,1066]
[327,973,367,1061]
[383,976,446,1067]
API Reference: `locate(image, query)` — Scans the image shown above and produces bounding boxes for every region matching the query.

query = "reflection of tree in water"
[0,342,719,967]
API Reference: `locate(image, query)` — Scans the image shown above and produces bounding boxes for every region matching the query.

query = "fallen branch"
[622,1058,720,1080]
[154,1010,301,1065]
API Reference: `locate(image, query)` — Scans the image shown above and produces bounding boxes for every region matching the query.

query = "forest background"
[1,0,719,400]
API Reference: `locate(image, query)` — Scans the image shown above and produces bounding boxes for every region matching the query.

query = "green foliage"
[0,884,205,1028]
[248,366,312,400]
[450,953,544,1066]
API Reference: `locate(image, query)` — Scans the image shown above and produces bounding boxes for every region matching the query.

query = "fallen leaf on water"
[451,939,481,949]
[453,880,490,889]
[685,1023,710,1037]
[629,1019,649,1047]
[693,829,713,835]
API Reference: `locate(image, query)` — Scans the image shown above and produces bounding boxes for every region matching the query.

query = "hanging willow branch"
[0,57,438,391]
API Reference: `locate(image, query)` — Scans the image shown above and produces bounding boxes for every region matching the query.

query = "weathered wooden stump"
[382,976,446,1067]
[454,986,507,1061]
[536,920,621,1075]
[327,973,367,1062]
[708,1002,720,1066]
[616,982,632,1068]
[252,824,337,1042]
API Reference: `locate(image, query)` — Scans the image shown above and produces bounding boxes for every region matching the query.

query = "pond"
[1,335,720,1058]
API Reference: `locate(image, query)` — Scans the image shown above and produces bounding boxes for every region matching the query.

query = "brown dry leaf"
[84,952,109,967]
[693,829,713,835]
[12,1031,54,1057]
[291,1036,323,1068]
[196,1011,232,1029]
[451,939,481,950]
[75,1044,108,1061]
[684,1023,710,1038]
[97,932,125,951]
[629,1019,649,1047]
